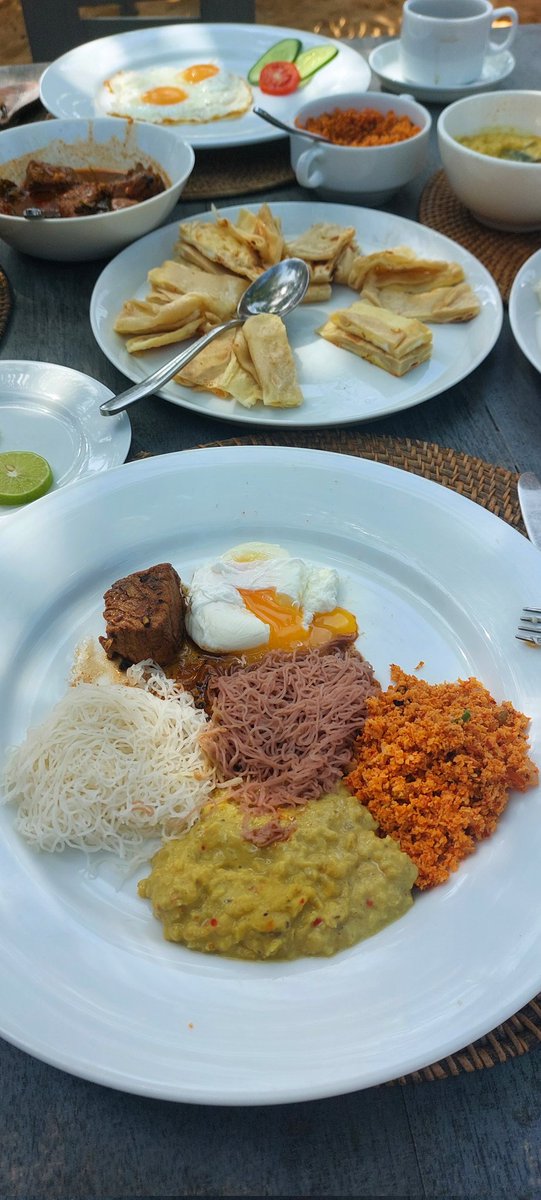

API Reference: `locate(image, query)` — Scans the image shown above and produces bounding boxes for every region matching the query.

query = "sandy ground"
[0,0,402,62]
[1,0,537,66]
[0,0,31,63]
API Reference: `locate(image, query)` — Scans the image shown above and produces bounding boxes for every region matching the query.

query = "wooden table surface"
[1,27,541,1200]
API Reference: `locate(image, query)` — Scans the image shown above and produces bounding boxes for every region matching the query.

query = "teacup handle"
[295,147,325,190]
[488,7,518,54]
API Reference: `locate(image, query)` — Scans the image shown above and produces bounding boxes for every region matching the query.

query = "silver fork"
[516,607,541,646]
[516,473,541,645]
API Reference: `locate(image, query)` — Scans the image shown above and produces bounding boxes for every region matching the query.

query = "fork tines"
[516,607,541,646]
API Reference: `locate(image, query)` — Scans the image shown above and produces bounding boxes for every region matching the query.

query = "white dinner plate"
[0,360,130,516]
[368,40,515,103]
[39,23,369,149]
[0,445,540,1104]
[509,248,541,375]
[90,201,502,428]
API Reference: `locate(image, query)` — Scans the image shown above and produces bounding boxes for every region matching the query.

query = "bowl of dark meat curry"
[0,117,194,260]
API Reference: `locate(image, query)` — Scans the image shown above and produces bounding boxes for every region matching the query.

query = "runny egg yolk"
[181,63,220,84]
[142,86,187,105]
[239,588,358,654]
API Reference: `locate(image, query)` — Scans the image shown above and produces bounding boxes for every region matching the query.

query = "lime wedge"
[0,451,53,506]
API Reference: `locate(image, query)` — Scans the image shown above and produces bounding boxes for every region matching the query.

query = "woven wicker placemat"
[0,266,13,344]
[178,429,539,1083]
[418,168,541,303]
[182,139,295,201]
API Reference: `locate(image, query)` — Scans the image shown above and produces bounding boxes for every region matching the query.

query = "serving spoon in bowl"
[100,256,310,416]
[253,106,330,143]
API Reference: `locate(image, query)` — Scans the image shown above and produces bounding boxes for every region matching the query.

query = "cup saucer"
[368,39,515,103]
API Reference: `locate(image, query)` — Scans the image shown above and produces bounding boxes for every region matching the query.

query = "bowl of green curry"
[437,90,541,232]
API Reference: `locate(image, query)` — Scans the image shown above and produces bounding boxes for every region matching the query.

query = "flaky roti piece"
[285,222,357,265]
[148,260,245,321]
[178,216,261,280]
[174,329,238,396]
[115,292,224,353]
[229,325,260,389]
[234,204,284,268]
[302,283,333,303]
[172,316,302,410]
[361,279,481,323]
[333,241,359,286]
[126,318,205,354]
[242,314,303,408]
[176,204,284,282]
[217,328,262,408]
[126,321,205,352]
[172,327,263,408]
[348,246,465,293]
[317,300,432,377]
[173,241,228,274]
[310,261,334,285]
[114,291,208,336]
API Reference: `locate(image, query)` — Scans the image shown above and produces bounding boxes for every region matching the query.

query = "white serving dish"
[90,200,502,427]
[290,90,431,204]
[0,359,131,517]
[0,445,540,1102]
[437,90,541,232]
[0,117,195,261]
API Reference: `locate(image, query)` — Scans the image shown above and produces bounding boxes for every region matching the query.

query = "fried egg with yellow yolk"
[185,543,358,656]
[101,62,252,124]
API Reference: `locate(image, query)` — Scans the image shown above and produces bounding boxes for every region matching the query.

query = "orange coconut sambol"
[296,106,422,147]
[346,666,539,890]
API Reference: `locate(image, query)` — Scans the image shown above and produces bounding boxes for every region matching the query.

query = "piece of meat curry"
[0,160,166,218]
[99,563,184,668]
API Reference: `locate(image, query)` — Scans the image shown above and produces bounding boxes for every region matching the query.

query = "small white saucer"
[0,360,131,516]
[368,39,515,103]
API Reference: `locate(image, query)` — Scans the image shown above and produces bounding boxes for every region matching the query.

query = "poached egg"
[186,543,357,655]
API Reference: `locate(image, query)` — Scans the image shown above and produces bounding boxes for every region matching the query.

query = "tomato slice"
[259,61,301,95]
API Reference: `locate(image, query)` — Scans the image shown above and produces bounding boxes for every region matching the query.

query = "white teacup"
[399,0,518,88]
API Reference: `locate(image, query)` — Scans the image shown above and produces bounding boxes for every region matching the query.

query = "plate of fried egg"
[39,22,369,148]
[0,445,540,1103]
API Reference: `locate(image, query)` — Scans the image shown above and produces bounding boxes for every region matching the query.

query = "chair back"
[21,0,255,62]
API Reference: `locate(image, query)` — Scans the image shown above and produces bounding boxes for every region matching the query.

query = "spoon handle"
[253,106,327,143]
[100,316,243,416]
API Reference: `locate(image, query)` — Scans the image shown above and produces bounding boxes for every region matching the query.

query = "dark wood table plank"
[404,1050,541,1197]
[1,26,541,1200]
[0,1038,425,1197]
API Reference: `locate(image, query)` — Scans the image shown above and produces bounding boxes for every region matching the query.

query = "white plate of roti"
[90,200,502,428]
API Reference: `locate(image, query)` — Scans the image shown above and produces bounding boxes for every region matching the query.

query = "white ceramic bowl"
[437,90,541,232]
[289,90,431,204]
[0,117,195,260]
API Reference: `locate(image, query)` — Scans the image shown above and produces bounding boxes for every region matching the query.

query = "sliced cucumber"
[294,44,339,82]
[248,37,302,85]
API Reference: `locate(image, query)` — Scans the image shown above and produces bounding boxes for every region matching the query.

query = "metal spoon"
[100,256,310,416]
[253,105,330,143]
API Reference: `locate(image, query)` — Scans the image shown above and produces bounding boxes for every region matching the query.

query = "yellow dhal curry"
[457,127,541,162]
[139,787,417,960]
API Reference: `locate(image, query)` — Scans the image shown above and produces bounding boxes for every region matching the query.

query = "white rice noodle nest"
[1,661,215,860]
